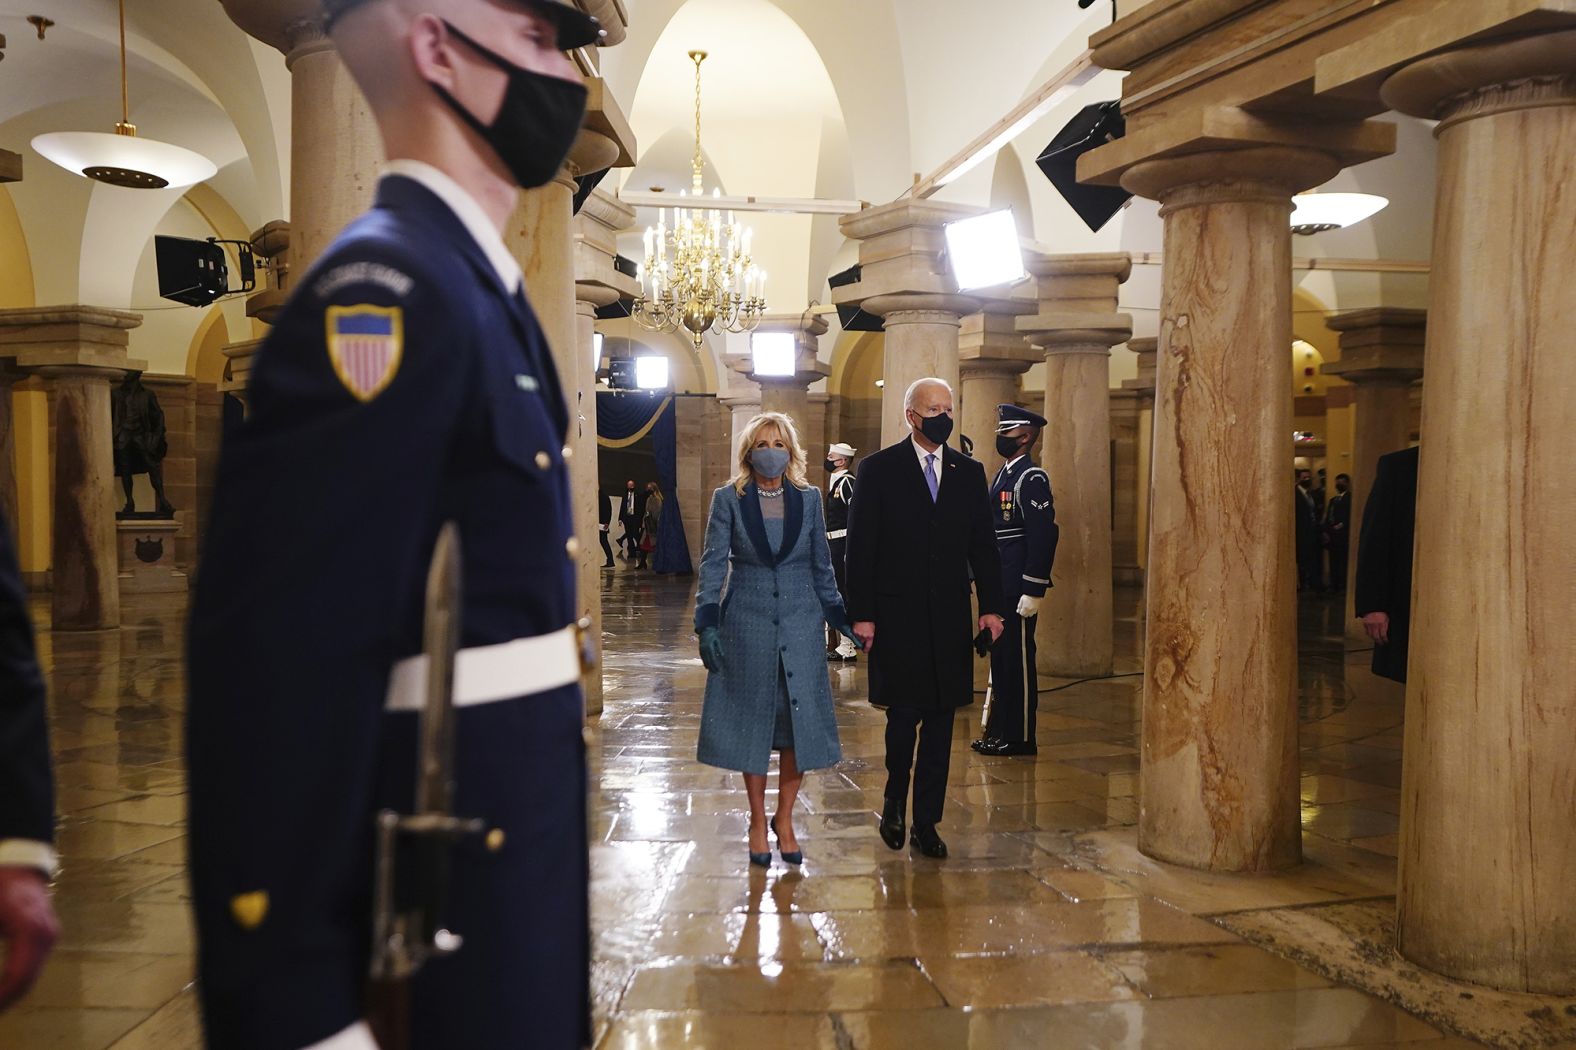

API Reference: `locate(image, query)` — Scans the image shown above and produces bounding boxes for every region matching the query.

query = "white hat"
[828,442,858,459]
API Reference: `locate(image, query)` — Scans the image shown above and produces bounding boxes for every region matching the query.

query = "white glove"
[1016,594,1041,618]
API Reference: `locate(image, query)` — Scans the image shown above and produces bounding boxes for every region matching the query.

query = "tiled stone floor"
[4,566,1567,1047]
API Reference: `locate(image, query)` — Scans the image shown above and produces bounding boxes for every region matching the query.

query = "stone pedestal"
[958,311,1039,481]
[1378,32,1576,994]
[0,306,145,630]
[1322,309,1424,641]
[117,520,187,594]
[574,190,639,716]
[1122,147,1342,873]
[1018,253,1132,680]
[835,201,981,447]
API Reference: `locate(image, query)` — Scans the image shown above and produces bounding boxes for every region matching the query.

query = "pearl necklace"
[758,485,784,499]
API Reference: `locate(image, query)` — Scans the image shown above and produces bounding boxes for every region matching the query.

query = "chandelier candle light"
[31,0,216,189]
[632,51,767,348]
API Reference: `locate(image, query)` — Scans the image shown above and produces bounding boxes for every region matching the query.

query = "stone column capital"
[1123,335,1158,396]
[0,305,144,373]
[733,312,830,388]
[863,296,976,324]
[219,0,324,58]
[1018,313,1133,355]
[1380,30,1576,126]
[959,311,1040,372]
[1122,146,1344,210]
[575,189,638,309]
[1323,306,1426,385]
[1025,252,1133,283]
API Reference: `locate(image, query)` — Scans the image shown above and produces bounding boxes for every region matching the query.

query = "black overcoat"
[1354,446,1418,683]
[845,438,1004,710]
[0,518,52,850]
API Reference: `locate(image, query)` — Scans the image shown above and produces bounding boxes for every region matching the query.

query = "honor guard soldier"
[972,404,1059,757]
[825,442,858,661]
[185,2,604,1049]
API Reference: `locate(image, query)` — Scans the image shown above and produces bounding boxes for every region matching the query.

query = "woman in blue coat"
[694,412,856,867]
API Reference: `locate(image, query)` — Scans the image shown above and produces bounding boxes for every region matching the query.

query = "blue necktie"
[924,453,938,502]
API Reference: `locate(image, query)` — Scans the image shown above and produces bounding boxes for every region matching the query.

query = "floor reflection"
[1,566,1518,1048]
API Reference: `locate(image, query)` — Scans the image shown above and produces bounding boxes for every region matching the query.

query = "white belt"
[385,625,584,713]
[827,529,847,540]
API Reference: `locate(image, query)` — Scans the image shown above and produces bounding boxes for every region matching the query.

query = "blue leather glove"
[831,619,865,652]
[698,626,725,672]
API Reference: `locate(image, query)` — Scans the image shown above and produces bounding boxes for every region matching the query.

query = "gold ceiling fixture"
[31,0,215,189]
[26,16,54,40]
[632,50,767,349]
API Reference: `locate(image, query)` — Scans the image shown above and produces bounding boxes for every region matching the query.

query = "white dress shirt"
[383,159,523,295]
[911,435,944,496]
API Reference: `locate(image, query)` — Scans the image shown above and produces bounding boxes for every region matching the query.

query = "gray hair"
[903,376,952,412]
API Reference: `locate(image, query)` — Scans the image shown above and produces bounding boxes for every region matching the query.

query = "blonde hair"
[732,412,810,495]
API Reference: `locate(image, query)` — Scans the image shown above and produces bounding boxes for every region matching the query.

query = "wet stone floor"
[0,567,1538,1048]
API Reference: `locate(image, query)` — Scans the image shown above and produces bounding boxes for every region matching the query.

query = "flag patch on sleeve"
[326,305,403,402]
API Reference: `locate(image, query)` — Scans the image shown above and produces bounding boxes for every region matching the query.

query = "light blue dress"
[693,481,846,774]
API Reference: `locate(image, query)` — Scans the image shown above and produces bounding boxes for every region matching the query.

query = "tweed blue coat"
[694,481,846,775]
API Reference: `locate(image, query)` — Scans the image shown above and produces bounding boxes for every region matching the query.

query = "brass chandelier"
[632,51,766,348]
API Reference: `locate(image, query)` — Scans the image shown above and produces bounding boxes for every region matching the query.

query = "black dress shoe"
[970,736,1000,754]
[979,739,1038,757]
[878,798,905,851]
[910,823,947,858]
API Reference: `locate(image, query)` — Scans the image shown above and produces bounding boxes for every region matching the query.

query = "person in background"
[1323,472,1351,594]
[0,517,59,1014]
[693,412,856,867]
[972,404,1058,758]
[845,378,1004,860]
[619,479,643,560]
[637,481,662,569]
[1312,466,1328,518]
[1355,447,1419,683]
[598,490,614,569]
[824,441,858,662]
[1295,469,1321,592]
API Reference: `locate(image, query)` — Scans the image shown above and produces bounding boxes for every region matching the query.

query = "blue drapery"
[597,392,693,575]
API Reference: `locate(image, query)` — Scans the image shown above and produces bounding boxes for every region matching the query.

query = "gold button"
[561,444,574,461]
[565,537,581,558]
[534,451,551,470]
[486,828,506,852]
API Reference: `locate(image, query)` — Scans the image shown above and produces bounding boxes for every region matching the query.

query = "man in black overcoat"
[1323,472,1351,594]
[846,378,1004,859]
[1355,447,1419,683]
[0,518,60,1011]
[1295,469,1321,591]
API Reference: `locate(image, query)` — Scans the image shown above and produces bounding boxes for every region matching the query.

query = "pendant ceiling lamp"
[1289,192,1388,236]
[32,0,216,190]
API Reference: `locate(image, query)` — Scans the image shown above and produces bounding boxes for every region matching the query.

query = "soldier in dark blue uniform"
[824,441,858,661]
[185,2,604,1048]
[972,405,1059,758]
[0,517,60,1012]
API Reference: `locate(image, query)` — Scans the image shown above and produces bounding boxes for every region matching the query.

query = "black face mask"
[431,22,589,190]
[996,435,1025,460]
[912,411,953,447]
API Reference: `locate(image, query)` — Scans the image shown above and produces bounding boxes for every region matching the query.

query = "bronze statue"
[112,372,174,517]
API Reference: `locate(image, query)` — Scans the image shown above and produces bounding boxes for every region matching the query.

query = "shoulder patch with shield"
[325,304,404,402]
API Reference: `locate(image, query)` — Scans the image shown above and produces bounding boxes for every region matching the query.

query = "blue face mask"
[751,447,791,479]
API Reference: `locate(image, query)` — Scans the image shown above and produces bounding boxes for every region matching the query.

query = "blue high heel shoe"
[749,821,771,867]
[771,816,803,866]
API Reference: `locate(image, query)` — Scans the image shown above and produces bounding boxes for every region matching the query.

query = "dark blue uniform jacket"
[990,456,1059,606]
[187,175,587,1050]
[0,520,52,850]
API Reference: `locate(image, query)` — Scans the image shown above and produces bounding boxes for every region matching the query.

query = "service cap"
[322,0,604,49]
[995,403,1048,432]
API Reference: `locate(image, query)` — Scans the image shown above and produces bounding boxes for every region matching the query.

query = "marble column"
[1018,254,1132,680]
[219,2,382,275]
[958,311,1039,481]
[835,201,981,447]
[1123,337,1158,583]
[0,363,19,539]
[1379,32,1576,994]
[509,103,632,718]
[0,306,145,630]
[1121,147,1342,872]
[573,190,639,716]
[1109,389,1141,587]
[1322,308,1424,641]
